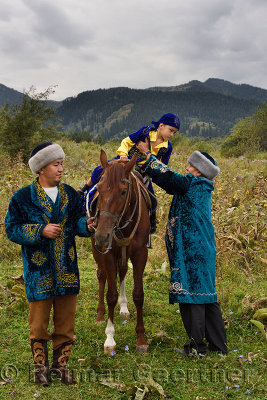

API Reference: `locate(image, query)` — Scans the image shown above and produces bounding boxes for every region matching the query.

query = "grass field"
[0,140,266,399]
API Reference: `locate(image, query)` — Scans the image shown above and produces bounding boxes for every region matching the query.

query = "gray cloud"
[22,0,92,48]
[0,0,266,100]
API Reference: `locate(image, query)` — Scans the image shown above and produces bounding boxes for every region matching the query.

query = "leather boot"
[50,341,75,385]
[150,209,158,234]
[30,339,50,387]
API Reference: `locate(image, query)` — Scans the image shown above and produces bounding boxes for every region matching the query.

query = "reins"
[113,174,142,267]
[92,172,142,265]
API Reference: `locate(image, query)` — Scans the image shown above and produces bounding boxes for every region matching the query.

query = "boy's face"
[158,123,178,141]
[38,158,64,187]
[186,163,202,177]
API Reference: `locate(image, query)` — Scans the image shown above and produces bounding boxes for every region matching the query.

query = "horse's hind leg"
[118,267,130,319]
[96,264,106,324]
[131,248,149,353]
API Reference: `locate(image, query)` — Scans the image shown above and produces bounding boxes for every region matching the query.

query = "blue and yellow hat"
[151,113,180,131]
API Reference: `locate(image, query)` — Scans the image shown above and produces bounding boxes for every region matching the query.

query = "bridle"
[92,173,141,259]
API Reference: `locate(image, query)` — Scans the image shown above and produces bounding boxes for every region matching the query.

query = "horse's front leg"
[104,257,118,354]
[118,262,130,319]
[131,246,149,353]
[96,263,106,324]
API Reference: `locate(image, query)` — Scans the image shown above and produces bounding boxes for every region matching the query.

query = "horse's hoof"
[104,346,116,355]
[96,319,105,325]
[120,312,130,319]
[136,344,149,353]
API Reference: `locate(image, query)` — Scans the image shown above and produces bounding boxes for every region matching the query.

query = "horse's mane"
[102,160,126,189]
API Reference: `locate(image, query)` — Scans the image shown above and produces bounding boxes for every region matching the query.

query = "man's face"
[158,124,178,141]
[39,159,63,187]
[186,163,202,177]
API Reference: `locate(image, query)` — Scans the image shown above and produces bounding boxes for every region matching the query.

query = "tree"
[221,102,267,157]
[0,86,60,161]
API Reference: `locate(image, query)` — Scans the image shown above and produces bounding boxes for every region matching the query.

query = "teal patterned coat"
[142,156,218,304]
[5,178,91,302]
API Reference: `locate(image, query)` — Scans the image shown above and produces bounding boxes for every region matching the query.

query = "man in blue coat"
[137,139,227,356]
[5,142,95,385]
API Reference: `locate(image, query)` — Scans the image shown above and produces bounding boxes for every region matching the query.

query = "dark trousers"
[179,302,228,355]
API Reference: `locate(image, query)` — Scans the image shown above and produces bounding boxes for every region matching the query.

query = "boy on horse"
[78,113,180,233]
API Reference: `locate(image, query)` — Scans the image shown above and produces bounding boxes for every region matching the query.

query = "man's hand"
[136,137,150,154]
[87,217,97,232]
[41,224,62,239]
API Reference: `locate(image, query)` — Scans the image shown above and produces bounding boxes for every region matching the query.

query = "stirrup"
[147,234,152,249]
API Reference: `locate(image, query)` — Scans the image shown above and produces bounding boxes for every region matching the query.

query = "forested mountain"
[1,79,267,139]
[55,84,263,139]
[149,78,267,103]
[0,84,25,108]
[0,83,60,109]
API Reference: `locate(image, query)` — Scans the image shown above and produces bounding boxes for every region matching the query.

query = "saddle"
[132,170,157,213]
[87,169,157,218]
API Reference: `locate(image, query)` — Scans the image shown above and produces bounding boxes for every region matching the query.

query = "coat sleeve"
[160,142,173,165]
[116,126,151,157]
[116,137,135,156]
[141,155,192,195]
[5,196,45,245]
[128,126,150,143]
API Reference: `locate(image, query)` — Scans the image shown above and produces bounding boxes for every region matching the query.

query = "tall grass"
[0,139,266,399]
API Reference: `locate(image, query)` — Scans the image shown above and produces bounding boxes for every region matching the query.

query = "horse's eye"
[121,189,127,197]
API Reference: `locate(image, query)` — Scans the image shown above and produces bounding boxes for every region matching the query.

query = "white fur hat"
[28,142,65,174]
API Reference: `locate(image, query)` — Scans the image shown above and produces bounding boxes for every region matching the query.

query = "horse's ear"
[100,149,109,169]
[124,153,137,177]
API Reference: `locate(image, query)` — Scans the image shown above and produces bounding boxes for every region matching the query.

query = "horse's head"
[94,149,137,247]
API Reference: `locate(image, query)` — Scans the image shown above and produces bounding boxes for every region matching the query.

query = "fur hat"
[29,142,65,174]
[188,151,220,180]
[151,113,180,131]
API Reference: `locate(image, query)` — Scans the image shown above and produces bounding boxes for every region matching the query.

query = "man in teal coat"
[137,139,227,356]
[5,142,95,385]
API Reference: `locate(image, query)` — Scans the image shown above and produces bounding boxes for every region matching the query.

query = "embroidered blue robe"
[142,156,218,304]
[5,178,91,302]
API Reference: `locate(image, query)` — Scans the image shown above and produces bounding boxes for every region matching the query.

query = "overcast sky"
[1,0,266,100]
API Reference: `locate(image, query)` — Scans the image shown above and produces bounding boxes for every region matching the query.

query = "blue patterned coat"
[142,156,218,304]
[5,179,91,302]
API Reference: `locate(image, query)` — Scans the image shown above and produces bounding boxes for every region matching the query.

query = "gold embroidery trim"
[33,179,52,213]
[32,251,46,266]
[23,224,42,241]
[68,247,75,261]
[33,182,78,291]
[54,216,78,287]
[37,275,53,293]
[58,183,68,212]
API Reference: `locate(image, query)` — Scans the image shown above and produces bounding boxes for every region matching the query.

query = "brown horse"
[91,150,150,354]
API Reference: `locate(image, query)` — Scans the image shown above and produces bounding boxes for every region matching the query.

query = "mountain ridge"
[1,79,267,139]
